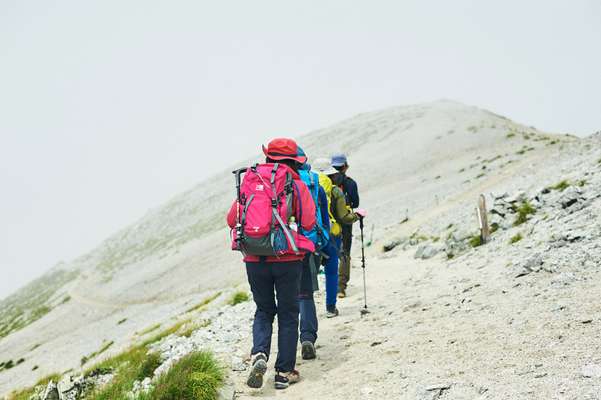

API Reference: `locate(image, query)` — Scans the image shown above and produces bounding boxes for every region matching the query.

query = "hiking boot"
[337,290,346,299]
[274,370,300,390]
[301,341,316,360]
[326,306,339,318]
[246,353,268,388]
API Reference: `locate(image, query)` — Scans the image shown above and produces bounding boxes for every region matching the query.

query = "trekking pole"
[359,216,370,316]
[232,168,247,248]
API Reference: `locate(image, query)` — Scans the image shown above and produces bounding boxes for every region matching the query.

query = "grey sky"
[1,0,600,299]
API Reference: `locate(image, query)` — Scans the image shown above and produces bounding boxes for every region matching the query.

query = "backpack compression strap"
[270,164,298,253]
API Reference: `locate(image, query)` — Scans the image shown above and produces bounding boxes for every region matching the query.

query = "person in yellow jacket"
[312,158,365,316]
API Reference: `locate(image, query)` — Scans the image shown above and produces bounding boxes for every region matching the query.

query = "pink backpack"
[231,163,301,256]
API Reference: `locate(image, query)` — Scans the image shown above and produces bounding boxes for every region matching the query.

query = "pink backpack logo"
[231,163,300,256]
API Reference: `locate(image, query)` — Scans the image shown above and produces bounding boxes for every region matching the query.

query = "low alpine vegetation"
[138,323,161,337]
[548,179,570,192]
[510,233,523,244]
[186,292,222,314]
[84,346,161,400]
[140,351,223,400]
[142,319,191,347]
[7,373,61,400]
[468,234,483,248]
[229,291,250,306]
[513,201,536,226]
[81,341,114,366]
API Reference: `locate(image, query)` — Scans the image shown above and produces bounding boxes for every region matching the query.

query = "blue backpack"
[298,169,329,251]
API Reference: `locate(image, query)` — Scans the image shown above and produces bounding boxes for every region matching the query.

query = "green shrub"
[229,291,249,306]
[513,201,536,226]
[506,132,516,138]
[146,352,223,400]
[490,222,499,233]
[510,233,523,244]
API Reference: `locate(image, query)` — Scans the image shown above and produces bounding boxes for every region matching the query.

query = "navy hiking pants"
[299,254,318,344]
[246,259,302,373]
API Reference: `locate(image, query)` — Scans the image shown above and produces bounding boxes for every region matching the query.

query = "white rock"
[582,364,601,378]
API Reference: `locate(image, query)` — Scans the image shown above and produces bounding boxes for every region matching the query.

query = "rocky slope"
[2,100,597,399]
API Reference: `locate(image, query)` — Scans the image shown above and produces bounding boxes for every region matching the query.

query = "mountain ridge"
[0,100,581,396]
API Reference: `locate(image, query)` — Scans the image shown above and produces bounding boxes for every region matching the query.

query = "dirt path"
[229,234,601,399]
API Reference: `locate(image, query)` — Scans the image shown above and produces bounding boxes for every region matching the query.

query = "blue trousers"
[246,259,302,373]
[299,254,318,344]
[324,237,341,308]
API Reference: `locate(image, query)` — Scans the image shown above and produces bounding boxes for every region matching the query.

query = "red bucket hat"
[262,138,307,164]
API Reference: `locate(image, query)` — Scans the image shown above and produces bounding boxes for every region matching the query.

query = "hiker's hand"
[355,208,367,218]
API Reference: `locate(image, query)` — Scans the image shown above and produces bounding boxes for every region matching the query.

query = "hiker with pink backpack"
[226,138,316,390]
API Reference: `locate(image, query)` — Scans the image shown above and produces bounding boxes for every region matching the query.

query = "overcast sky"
[1,0,600,299]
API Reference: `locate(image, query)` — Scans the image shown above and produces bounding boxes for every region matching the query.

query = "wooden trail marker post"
[476,194,490,244]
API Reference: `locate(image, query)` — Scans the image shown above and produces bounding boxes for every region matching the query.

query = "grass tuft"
[138,323,161,336]
[548,180,570,192]
[141,319,191,347]
[137,353,162,381]
[185,292,222,314]
[468,235,483,248]
[81,341,114,366]
[143,351,223,400]
[513,201,536,226]
[228,291,250,306]
[510,233,523,244]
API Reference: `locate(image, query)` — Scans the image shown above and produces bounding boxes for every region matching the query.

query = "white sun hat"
[312,157,338,175]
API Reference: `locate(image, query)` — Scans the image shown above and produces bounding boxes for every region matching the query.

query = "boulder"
[559,186,582,209]
[382,237,407,252]
[414,244,441,260]
[505,191,526,203]
[41,381,59,400]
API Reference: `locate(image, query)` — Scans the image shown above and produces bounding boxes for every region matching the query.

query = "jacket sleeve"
[344,177,360,208]
[333,187,359,225]
[295,180,316,232]
[318,186,330,232]
[226,200,238,228]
